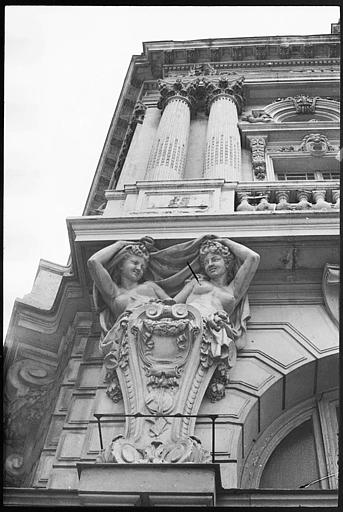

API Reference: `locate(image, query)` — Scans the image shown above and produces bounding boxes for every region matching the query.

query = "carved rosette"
[98,301,232,464]
[247,136,268,180]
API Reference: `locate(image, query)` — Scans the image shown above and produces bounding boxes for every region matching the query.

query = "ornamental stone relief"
[88,235,259,463]
[4,359,57,486]
[241,110,273,123]
[269,134,337,156]
[274,94,319,114]
[247,136,268,181]
[298,133,336,156]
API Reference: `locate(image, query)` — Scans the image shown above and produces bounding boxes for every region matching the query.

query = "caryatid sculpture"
[88,235,259,463]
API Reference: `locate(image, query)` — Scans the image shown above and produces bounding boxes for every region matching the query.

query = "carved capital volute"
[205,76,245,115]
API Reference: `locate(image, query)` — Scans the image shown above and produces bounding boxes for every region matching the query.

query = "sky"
[4,5,340,337]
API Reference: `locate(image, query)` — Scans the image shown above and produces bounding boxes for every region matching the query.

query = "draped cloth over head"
[92,235,250,349]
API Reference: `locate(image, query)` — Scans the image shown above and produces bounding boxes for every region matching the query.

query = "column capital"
[157,78,195,112]
[157,75,245,116]
[205,75,245,115]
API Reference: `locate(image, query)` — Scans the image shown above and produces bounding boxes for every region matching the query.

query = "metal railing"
[94,413,235,464]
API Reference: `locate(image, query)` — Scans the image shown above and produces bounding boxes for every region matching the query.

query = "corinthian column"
[145,80,193,181]
[203,77,244,180]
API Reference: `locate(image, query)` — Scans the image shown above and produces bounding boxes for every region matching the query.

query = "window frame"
[239,395,336,489]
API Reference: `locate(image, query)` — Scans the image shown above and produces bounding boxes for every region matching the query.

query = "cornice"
[143,34,340,53]
[4,276,91,356]
[67,212,339,243]
[162,59,340,76]
[3,487,338,507]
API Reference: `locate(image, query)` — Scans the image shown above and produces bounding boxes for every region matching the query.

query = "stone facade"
[4,22,339,507]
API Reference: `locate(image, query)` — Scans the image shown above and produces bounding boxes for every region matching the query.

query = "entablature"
[66,212,339,296]
[83,33,340,216]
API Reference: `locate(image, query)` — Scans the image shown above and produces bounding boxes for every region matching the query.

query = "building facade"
[4,21,340,507]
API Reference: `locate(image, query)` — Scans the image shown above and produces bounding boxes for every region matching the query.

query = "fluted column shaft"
[145,96,191,181]
[203,94,241,180]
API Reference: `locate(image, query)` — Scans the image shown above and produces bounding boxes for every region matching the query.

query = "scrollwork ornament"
[105,369,123,402]
[98,436,211,464]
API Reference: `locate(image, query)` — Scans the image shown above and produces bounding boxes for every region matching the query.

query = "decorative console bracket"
[97,301,233,464]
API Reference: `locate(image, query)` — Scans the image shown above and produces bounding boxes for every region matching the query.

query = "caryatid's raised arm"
[87,240,131,311]
[217,237,260,304]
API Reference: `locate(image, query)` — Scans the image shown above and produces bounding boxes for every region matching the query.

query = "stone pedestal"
[77,463,219,506]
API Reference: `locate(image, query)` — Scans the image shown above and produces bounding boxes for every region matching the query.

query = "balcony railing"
[235,181,340,212]
[94,413,235,464]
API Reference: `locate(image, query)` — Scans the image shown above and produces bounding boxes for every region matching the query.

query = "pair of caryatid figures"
[88,235,260,403]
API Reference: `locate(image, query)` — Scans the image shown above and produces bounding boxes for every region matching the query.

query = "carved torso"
[186,280,235,316]
[111,281,160,319]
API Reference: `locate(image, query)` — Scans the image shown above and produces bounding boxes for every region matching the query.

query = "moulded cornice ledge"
[116,179,231,193]
[142,34,340,53]
[66,212,339,244]
[4,276,91,354]
[239,123,339,132]
[3,487,338,507]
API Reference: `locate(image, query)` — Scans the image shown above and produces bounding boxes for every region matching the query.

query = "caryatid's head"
[199,240,235,283]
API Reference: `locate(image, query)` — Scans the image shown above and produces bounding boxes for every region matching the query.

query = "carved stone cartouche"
[298,133,335,156]
[98,301,218,463]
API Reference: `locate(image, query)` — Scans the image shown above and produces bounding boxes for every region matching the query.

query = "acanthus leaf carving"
[157,75,245,115]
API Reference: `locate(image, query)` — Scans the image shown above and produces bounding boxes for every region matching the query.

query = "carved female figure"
[174,236,259,401]
[88,239,170,386]
[174,236,259,354]
[88,238,170,331]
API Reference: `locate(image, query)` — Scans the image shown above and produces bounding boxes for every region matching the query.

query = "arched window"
[240,391,338,489]
[260,420,321,489]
